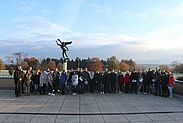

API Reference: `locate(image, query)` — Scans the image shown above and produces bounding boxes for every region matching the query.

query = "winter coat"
[168,76,175,87]
[40,71,47,87]
[14,69,24,83]
[25,71,32,86]
[60,73,67,84]
[118,74,124,84]
[124,73,130,84]
[72,74,78,86]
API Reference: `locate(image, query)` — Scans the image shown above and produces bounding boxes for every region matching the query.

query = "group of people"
[13,65,175,99]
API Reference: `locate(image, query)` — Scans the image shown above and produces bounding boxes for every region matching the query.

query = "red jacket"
[168,76,175,86]
[124,74,130,84]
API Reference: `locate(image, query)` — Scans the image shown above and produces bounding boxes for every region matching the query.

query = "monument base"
[63,61,67,72]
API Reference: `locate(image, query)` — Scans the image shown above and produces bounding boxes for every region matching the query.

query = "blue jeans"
[168,86,173,97]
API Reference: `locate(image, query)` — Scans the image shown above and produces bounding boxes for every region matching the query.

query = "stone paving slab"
[3,114,34,123]
[55,115,79,123]
[80,115,105,123]
[103,115,129,123]
[0,90,183,122]
[29,115,57,123]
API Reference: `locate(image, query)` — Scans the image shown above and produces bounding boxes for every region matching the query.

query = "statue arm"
[57,39,62,43]
[56,40,61,46]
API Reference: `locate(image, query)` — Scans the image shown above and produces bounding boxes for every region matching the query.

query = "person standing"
[89,71,94,93]
[161,71,169,97]
[83,68,90,92]
[28,67,33,93]
[14,65,24,97]
[124,72,130,93]
[52,68,60,93]
[60,71,67,95]
[32,69,41,94]
[94,71,100,92]
[47,69,55,96]
[99,71,104,94]
[130,70,138,94]
[168,73,175,98]
[66,70,74,94]
[118,71,124,93]
[25,68,32,95]
[78,69,84,94]
[39,70,47,95]
[103,68,111,93]
[142,71,148,94]
[110,70,116,93]
[154,70,162,96]
[71,71,78,95]
[137,72,143,94]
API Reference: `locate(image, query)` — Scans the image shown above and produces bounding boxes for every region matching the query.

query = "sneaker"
[100,92,103,94]
[51,93,55,96]
[48,93,52,96]
[119,91,121,94]
[72,93,76,96]
[102,92,104,94]
[143,92,147,95]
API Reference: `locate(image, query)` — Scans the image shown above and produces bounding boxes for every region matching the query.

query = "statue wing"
[64,41,72,45]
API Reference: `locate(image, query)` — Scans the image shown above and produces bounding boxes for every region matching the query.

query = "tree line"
[1,52,183,73]
[1,53,136,72]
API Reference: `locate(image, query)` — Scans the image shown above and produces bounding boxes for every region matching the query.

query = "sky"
[0,0,183,64]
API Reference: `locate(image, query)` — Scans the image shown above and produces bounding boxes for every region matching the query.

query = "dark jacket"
[14,69,24,83]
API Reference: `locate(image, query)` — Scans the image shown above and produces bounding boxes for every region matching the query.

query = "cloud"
[136,13,149,19]
[142,24,183,50]
[160,3,183,17]
[3,16,71,41]
[1,13,183,64]
[17,1,33,13]
[87,4,112,15]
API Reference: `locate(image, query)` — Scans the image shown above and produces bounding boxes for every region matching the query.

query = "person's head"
[170,73,173,77]
[84,68,88,72]
[105,68,108,72]
[80,68,83,72]
[36,69,40,73]
[18,65,22,70]
[77,68,80,72]
[55,68,58,72]
[29,67,32,71]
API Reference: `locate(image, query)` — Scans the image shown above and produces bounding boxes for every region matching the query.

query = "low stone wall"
[174,80,183,95]
[0,78,14,90]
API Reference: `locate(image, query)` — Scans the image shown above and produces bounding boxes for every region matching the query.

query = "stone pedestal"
[63,61,67,72]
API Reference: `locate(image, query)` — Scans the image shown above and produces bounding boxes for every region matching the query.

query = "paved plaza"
[0,90,183,123]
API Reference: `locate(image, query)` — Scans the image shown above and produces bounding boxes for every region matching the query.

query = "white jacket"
[72,74,78,86]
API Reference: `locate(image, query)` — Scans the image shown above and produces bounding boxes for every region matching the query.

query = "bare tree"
[13,52,27,65]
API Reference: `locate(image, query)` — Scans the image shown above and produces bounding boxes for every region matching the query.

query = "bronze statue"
[56,39,72,60]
